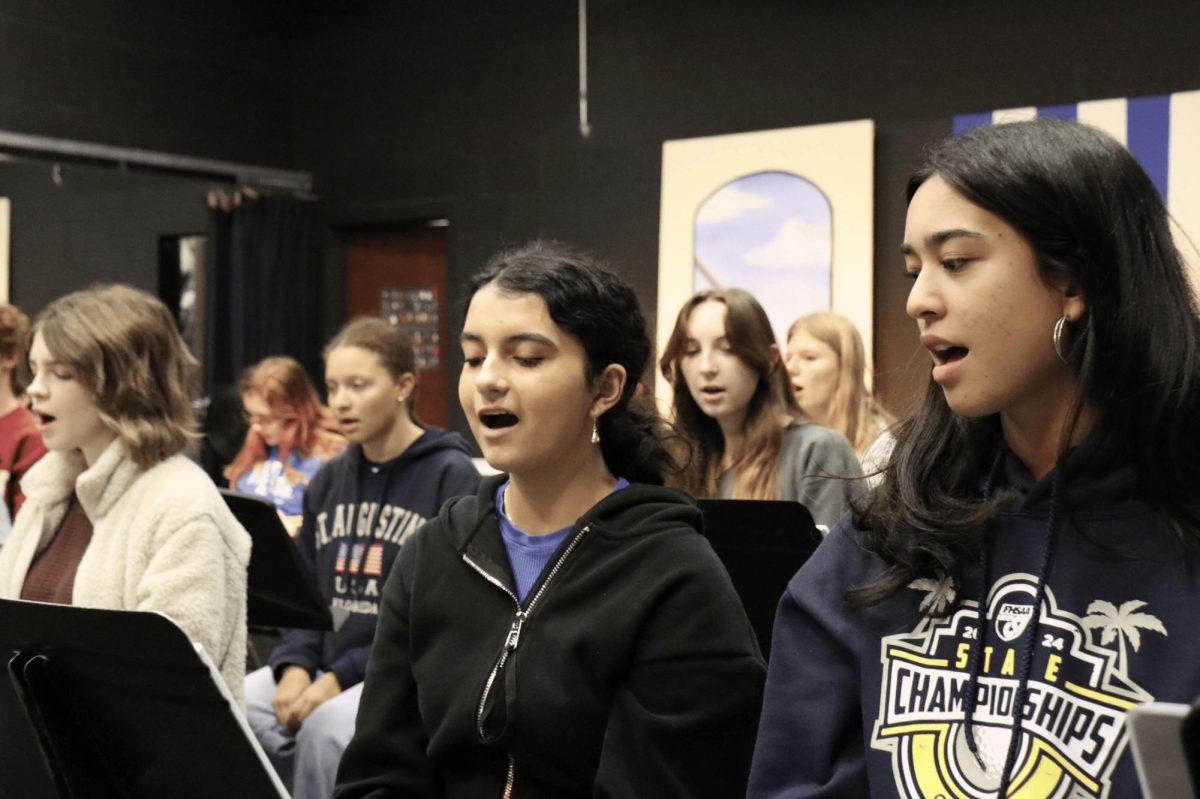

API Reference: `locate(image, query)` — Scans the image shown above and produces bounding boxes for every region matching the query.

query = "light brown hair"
[34,284,197,469]
[659,288,802,499]
[787,312,894,453]
[324,317,420,421]
[0,303,32,394]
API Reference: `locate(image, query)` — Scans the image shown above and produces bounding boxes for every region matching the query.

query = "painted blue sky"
[694,171,832,344]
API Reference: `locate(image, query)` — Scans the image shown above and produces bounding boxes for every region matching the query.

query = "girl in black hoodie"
[335,241,765,798]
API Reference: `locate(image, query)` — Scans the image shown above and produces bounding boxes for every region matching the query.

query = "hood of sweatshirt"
[992,427,1138,515]
[344,427,473,474]
[441,473,703,554]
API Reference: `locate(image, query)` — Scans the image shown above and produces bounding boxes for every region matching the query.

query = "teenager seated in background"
[0,303,47,532]
[785,311,896,482]
[660,288,861,528]
[335,241,764,799]
[748,119,1200,799]
[244,317,480,799]
[0,285,251,704]
[224,355,344,536]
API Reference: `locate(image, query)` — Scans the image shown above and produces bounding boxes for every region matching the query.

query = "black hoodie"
[269,428,480,690]
[334,474,766,799]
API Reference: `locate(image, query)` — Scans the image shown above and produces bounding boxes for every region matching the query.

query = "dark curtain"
[205,192,324,388]
[201,192,322,481]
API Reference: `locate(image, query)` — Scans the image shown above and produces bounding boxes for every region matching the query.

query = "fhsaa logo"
[995,602,1034,642]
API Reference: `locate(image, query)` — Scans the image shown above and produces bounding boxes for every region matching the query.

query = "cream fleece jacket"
[0,440,251,706]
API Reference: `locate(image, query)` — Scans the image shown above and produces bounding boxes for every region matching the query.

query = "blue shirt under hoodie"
[269,428,481,690]
[748,430,1200,799]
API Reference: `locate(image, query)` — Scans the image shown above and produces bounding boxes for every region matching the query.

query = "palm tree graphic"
[1082,600,1167,673]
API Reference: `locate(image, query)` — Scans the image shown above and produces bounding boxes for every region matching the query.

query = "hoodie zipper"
[463,523,591,799]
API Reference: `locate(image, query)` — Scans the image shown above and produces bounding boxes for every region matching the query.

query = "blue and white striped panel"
[953,90,1200,289]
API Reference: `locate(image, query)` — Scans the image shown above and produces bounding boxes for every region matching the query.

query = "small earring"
[591,419,600,445]
[397,394,407,404]
[1052,316,1070,363]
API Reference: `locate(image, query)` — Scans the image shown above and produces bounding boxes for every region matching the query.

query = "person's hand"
[283,671,342,728]
[280,512,303,537]
[273,666,312,727]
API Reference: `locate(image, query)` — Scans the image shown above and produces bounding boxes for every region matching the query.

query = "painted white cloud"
[743,216,831,271]
[696,185,774,224]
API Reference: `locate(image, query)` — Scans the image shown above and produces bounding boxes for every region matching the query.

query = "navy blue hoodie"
[269,428,481,690]
[749,432,1200,798]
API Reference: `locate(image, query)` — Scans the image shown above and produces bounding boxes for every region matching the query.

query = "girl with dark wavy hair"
[750,119,1200,798]
[336,241,764,798]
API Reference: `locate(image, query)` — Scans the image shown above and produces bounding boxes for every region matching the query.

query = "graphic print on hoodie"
[747,431,1198,799]
[874,574,1162,798]
[268,428,481,690]
[316,463,431,617]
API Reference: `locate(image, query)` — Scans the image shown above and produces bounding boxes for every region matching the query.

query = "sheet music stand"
[697,499,822,659]
[0,599,288,799]
[222,489,332,631]
[1127,701,1198,797]
[1184,699,1200,793]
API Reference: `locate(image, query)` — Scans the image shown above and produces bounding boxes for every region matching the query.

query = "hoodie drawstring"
[963,449,1064,796]
[961,450,1005,771]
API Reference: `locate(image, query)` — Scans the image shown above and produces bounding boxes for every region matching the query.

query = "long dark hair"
[659,288,802,498]
[851,118,1200,607]
[464,241,678,485]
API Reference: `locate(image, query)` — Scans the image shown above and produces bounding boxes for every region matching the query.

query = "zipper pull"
[505,611,527,652]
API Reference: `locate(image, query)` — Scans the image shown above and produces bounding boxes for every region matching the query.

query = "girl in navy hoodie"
[245,318,480,799]
[335,241,764,798]
[749,119,1200,798]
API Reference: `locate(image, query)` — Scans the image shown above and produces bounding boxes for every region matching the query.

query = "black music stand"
[222,489,332,631]
[0,599,288,799]
[1128,700,1198,797]
[697,499,823,659]
[1184,698,1200,794]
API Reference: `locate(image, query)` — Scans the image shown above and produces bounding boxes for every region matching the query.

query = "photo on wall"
[656,120,875,407]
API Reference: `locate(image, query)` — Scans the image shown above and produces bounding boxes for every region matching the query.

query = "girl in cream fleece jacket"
[0,440,250,704]
[0,284,251,706]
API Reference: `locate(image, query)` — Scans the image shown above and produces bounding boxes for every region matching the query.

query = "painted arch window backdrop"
[694,171,832,344]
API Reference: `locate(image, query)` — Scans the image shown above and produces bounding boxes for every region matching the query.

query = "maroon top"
[0,404,48,519]
[21,495,94,604]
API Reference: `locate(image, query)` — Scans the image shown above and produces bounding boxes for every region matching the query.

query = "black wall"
[0,0,295,165]
[289,0,1200,432]
[4,0,1200,431]
[0,0,296,315]
[0,160,210,312]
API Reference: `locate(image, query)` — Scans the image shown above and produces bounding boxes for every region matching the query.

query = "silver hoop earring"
[591,419,600,445]
[1052,316,1069,363]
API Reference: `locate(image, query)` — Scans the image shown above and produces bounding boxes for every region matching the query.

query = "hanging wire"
[578,0,591,138]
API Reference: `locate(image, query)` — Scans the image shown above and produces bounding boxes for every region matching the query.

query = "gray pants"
[244,665,362,799]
